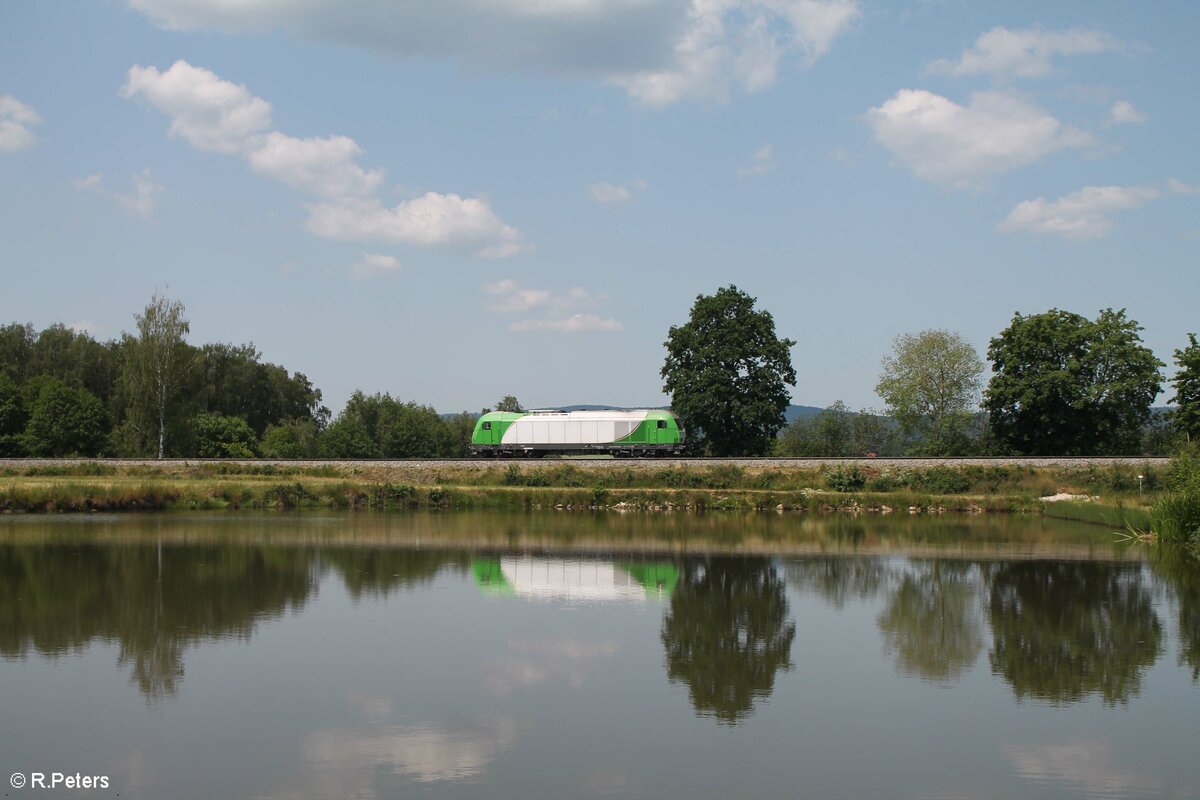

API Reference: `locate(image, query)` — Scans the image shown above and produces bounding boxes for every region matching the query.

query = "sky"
[1,0,1197,415]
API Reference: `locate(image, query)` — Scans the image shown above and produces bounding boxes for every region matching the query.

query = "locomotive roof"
[478,409,675,420]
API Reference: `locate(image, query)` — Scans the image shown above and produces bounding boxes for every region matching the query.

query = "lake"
[1,511,1197,799]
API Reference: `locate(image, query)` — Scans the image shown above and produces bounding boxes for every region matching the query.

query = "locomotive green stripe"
[470,412,528,446]
[614,411,683,444]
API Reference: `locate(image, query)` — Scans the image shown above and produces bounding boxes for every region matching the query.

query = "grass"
[0,459,1167,516]
[1150,492,1200,544]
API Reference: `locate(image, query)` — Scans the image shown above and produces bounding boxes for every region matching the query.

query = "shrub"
[826,465,867,492]
[502,464,523,485]
[865,470,900,492]
[910,466,972,494]
[1165,445,1200,493]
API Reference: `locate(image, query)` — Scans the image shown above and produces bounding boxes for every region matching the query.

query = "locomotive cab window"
[657,419,667,429]
[482,422,492,430]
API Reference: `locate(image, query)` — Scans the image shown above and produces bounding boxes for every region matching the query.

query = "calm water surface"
[1,511,1197,799]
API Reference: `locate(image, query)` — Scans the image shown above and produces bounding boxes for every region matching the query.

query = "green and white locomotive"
[470,409,685,457]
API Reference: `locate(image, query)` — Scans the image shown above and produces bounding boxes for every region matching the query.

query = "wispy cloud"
[998,185,1159,240]
[1106,99,1146,126]
[1167,177,1199,195]
[350,252,402,280]
[926,26,1123,79]
[736,144,775,177]
[115,169,165,219]
[485,279,621,333]
[73,173,104,190]
[0,95,42,152]
[509,314,624,333]
[586,178,647,205]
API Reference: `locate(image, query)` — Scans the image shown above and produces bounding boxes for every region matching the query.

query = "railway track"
[0,456,1173,469]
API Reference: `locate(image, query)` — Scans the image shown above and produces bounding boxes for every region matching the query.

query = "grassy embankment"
[0,460,1170,519]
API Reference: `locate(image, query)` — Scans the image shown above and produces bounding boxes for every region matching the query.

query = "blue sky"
[2,0,1196,414]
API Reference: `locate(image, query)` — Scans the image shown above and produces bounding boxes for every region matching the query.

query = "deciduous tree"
[194,412,257,458]
[1170,333,1200,442]
[22,378,108,457]
[983,309,1163,455]
[494,395,523,413]
[662,286,796,456]
[876,329,983,455]
[121,293,194,458]
[0,372,26,456]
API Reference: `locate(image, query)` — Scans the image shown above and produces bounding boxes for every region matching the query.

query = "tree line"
[0,294,525,458]
[663,286,1199,457]
[2,288,1197,458]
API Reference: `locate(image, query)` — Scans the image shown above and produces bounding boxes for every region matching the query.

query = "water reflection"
[471,557,677,603]
[1152,545,1200,681]
[0,526,1191,715]
[0,542,315,699]
[661,557,796,724]
[986,561,1163,705]
[322,548,467,600]
[877,561,983,683]
[1003,740,1163,798]
[303,716,519,789]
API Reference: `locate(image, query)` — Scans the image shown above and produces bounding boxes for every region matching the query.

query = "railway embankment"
[0,458,1173,519]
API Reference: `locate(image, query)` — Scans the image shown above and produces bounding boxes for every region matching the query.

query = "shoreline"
[0,460,1158,523]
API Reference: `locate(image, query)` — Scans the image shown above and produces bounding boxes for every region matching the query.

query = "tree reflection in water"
[0,543,467,700]
[986,561,1163,705]
[877,561,983,683]
[784,557,888,609]
[1152,545,1200,682]
[660,557,796,724]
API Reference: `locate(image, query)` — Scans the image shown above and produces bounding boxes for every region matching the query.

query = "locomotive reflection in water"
[472,557,679,602]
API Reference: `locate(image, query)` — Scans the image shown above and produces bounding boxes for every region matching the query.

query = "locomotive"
[469,409,685,457]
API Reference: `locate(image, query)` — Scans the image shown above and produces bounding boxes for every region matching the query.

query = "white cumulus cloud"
[736,144,775,176]
[0,95,43,152]
[307,195,525,257]
[866,89,1090,185]
[122,60,523,256]
[926,26,1123,79]
[128,0,859,107]
[246,131,384,197]
[998,185,1159,240]
[115,169,165,219]
[1106,99,1146,126]
[350,252,402,280]
[509,314,624,333]
[586,178,647,205]
[121,62,271,154]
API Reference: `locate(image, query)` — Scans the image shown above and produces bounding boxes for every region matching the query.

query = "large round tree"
[1170,333,1200,442]
[983,308,1163,455]
[661,286,796,456]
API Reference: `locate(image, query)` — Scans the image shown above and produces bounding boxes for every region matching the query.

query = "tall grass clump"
[1151,493,1200,544]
